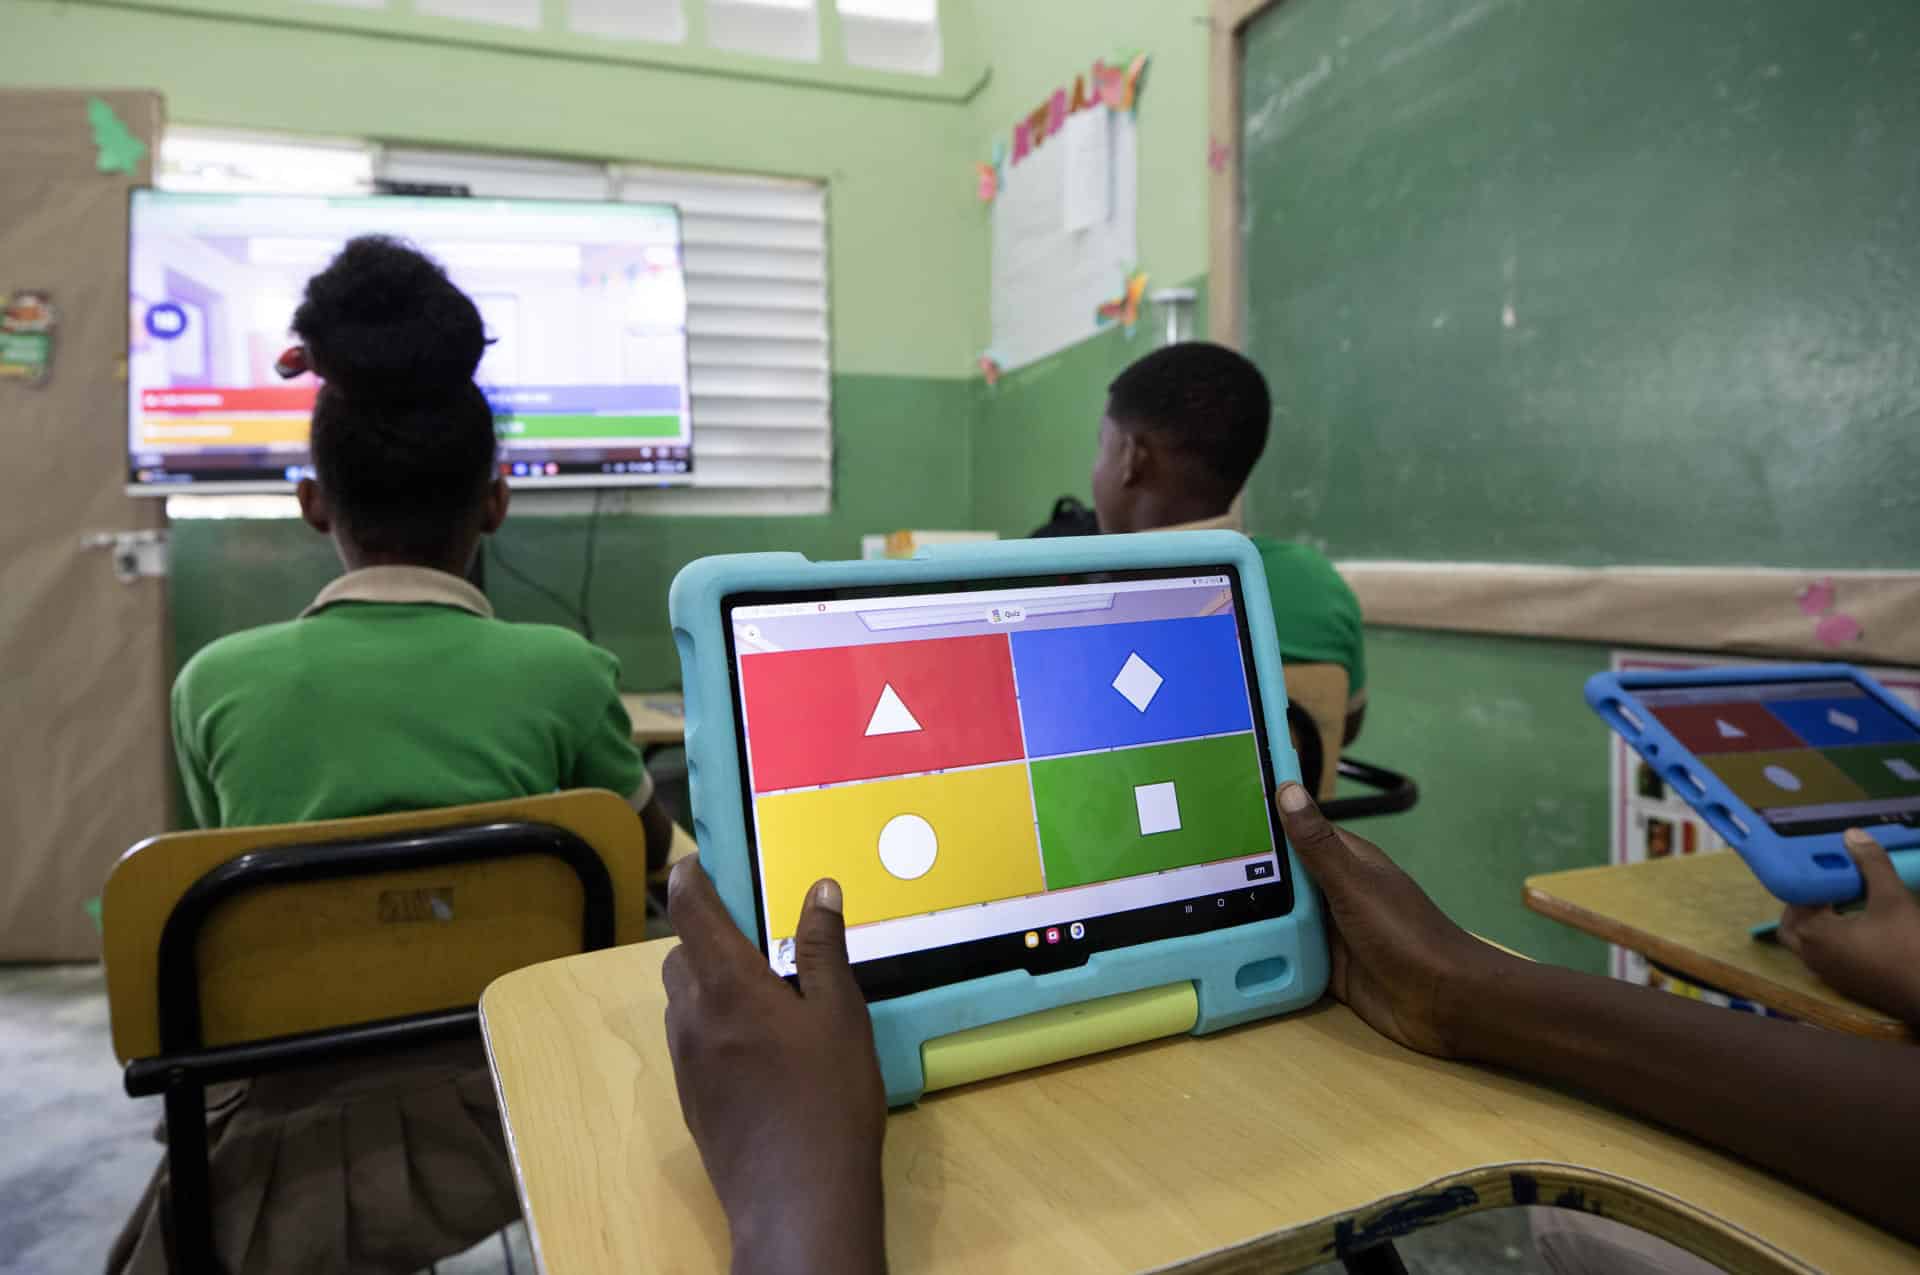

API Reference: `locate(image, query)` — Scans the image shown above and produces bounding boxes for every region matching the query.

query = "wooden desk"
[620,692,685,749]
[1524,853,1911,1041]
[480,941,1915,1274]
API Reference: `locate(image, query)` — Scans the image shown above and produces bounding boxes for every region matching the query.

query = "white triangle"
[864,683,923,737]
[1716,719,1746,740]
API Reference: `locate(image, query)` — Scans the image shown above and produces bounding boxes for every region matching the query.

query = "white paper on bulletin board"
[1606,649,1920,987]
[989,111,1137,373]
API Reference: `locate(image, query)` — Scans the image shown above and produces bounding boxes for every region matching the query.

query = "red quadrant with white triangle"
[739,635,1024,792]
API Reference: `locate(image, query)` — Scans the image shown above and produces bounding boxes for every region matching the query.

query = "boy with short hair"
[1090,342,1368,741]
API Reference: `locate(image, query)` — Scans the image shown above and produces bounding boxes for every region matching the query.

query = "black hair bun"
[291,235,485,403]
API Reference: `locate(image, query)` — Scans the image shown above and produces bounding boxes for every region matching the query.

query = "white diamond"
[1111,653,1164,713]
[1828,709,1859,734]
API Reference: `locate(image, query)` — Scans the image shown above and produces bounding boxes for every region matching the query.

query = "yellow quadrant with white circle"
[753,763,1043,941]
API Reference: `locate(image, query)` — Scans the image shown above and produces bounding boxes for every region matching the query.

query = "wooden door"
[0,90,172,959]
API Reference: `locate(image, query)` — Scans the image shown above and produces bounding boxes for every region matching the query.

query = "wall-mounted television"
[127,190,691,494]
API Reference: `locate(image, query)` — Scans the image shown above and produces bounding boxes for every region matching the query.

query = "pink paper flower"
[1797,577,1835,617]
[1814,613,1863,647]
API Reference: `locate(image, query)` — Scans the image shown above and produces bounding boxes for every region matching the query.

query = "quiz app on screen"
[728,573,1290,986]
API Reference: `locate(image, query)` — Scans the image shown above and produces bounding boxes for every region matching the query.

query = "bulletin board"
[985,58,1145,374]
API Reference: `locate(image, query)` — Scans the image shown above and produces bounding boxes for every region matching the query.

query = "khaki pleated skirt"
[107,1038,521,1275]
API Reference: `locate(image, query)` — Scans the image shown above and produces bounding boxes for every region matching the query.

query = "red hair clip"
[273,344,311,380]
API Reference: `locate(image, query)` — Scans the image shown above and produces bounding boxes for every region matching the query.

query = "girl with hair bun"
[113,236,677,1275]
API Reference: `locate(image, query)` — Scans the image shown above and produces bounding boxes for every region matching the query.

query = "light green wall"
[5,0,984,691]
[53,0,990,102]
[967,0,1211,312]
[965,0,1213,537]
[4,0,983,377]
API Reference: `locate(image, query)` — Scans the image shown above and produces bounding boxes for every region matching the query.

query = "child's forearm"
[1453,961,1920,1244]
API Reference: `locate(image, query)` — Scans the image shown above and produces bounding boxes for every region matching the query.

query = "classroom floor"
[0,963,529,1275]
[0,961,1545,1275]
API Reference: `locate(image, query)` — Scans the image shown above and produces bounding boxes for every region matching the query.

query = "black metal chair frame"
[121,821,616,1274]
[1286,703,1421,821]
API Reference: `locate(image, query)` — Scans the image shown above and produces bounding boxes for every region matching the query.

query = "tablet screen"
[723,566,1293,1000]
[1638,678,1920,836]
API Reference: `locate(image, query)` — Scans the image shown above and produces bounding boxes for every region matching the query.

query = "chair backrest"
[103,789,647,1065]
[1283,662,1350,800]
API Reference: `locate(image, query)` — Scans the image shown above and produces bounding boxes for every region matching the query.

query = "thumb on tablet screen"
[795,878,862,1010]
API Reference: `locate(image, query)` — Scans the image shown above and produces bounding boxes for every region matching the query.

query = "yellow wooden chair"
[1283,663,1419,819]
[101,789,656,1273]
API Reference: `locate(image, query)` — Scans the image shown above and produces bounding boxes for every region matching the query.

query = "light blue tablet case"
[1586,664,1920,907]
[669,531,1331,1106]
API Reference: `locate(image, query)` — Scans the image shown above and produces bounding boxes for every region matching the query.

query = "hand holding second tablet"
[1779,829,1920,1028]
[1275,783,1519,1058]
[663,856,889,1275]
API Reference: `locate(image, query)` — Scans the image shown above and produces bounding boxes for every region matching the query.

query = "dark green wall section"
[970,278,1209,540]
[1238,0,1920,567]
[1349,627,1613,974]
[170,373,974,684]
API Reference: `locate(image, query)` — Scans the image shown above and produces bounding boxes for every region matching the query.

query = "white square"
[1134,781,1181,836]
[1112,652,1164,713]
[1888,758,1920,783]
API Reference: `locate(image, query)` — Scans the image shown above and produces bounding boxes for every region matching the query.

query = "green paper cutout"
[0,292,56,386]
[87,97,147,175]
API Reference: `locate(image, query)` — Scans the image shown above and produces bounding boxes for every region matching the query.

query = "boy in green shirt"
[1089,342,1368,741]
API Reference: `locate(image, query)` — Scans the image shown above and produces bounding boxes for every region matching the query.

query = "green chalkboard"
[1238,0,1920,568]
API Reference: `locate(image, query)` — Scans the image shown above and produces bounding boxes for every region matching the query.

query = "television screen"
[127,190,691,493]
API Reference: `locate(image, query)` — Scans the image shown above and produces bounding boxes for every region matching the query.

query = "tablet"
[1587,664,1920,905]
[723,563,1294,1000]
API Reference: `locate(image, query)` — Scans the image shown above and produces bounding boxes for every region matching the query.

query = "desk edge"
[1520,886,1910,1041]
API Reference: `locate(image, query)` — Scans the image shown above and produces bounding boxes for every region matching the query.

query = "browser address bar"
[857,593,1116,633]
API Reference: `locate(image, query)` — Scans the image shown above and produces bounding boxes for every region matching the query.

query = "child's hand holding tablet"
[1587,665,1920,906]
[667,533,1331,1106]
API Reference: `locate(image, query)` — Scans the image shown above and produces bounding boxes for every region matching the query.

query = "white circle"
[877,814,938,881]
[1763,765,1803,793]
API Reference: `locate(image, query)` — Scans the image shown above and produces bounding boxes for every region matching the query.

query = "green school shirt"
[1250,534,1368,703]
[1165,514,1367,705]
[171,566,648,830]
